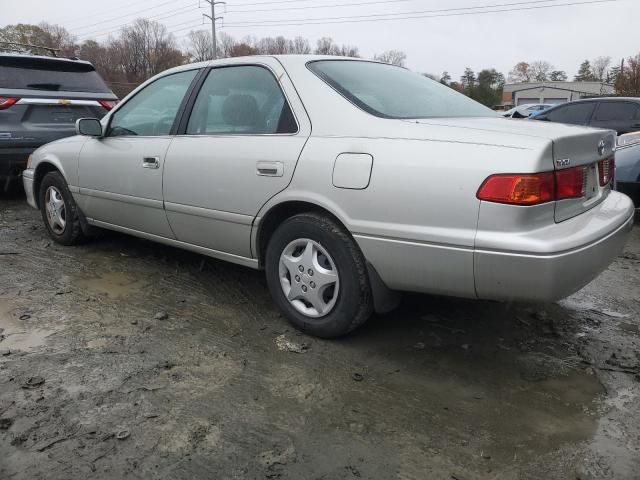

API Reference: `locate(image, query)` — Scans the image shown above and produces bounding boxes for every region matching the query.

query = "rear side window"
[186,65,297,135]
[594,102,639,121]
[308,60,494,119]
[546,103,595,125]
[0,56,111,93]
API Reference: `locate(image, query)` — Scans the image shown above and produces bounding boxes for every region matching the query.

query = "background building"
[502,81,615,108]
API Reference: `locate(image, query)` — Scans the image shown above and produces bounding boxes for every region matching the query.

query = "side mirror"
[76,118,103,137]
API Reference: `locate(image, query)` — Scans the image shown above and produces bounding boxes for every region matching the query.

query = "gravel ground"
[1,195,639,480]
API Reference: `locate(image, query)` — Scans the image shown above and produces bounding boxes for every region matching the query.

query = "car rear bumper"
[0,147,34,179]
[475,191,635,302]
[22,169,37,208]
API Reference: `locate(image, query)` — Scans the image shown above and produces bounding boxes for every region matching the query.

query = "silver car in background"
[23,56,635,338]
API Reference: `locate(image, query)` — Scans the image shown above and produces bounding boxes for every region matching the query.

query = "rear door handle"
[256,161,284,177]
[142,156,160,169]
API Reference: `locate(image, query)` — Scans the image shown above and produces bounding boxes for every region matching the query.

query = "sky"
[1,0,638,80]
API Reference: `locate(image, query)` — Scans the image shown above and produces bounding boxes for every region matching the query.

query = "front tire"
[265,213,373,338]
[39,171,84,246]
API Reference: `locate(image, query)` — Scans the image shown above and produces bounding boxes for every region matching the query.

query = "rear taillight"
[477,173,555,205]
[477,166,590,205]
[0,97,19,110]
[98,100,119,110]
[598,157,614,186]
[555,166,587,200]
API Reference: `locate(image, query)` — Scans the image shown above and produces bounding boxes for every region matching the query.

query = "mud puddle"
[74,271,149,299]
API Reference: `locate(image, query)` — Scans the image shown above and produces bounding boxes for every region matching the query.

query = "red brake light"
[478,166,590,205]
[555,166,587,200]
[98,100,119,110]
[598,157,614,186]
[0,97,19,110]
[477,173,555,205]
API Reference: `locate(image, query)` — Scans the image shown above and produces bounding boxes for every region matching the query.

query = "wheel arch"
[32,162,64,209]
[254,199,348,268]
[253,196,401,314]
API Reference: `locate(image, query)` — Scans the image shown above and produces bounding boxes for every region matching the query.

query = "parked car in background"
[531,97,640,135]
[615,131,640,206]
[0,52,117,192]
[502,103,553,118]
[22,56,634,338]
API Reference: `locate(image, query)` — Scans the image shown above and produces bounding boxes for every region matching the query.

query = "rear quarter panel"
[262,135,546,297]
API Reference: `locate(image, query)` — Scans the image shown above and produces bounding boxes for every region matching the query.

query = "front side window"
[186,65,297,135]
[546,103,595,125]
[308,60,495,119]
[108,70,198,137]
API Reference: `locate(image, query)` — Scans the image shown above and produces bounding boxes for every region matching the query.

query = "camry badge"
[597,139,606,156]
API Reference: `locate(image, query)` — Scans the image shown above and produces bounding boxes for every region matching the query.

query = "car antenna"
[0,41,61,57]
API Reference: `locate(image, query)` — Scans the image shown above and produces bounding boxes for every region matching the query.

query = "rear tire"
[39,171,84,246]
[265,213,373,338]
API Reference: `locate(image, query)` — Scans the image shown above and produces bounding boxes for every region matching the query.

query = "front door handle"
[257,161,284,177]
[142,156,160,169]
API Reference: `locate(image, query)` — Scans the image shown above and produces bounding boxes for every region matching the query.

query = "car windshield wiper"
[26,83,62,90]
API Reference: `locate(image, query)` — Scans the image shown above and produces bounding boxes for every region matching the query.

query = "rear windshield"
[308,60,495,119]
[0,56,111,93]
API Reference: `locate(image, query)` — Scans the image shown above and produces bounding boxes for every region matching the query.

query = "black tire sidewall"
[265,214,372,338]
[39,171,82,245]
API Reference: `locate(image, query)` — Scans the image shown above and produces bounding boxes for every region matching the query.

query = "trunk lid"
[406,117,617,221]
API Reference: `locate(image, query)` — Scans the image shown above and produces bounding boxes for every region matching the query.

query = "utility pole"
[203,0,226,60]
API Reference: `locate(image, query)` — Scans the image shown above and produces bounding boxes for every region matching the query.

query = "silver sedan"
[23,55,635,338]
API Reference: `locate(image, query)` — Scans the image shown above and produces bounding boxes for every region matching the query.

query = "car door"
[589,101,640,135]
[163,60,311,258]
[76,69,199,237]
[542,101,596,126]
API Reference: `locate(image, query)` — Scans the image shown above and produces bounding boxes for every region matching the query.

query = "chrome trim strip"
[87,218,259,269]
[164,201,254,226]
[77,187,163,209]
[16,98,103,106]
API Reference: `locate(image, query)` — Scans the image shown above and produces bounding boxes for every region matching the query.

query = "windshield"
[307,60,495,119]
[0,56,112,93]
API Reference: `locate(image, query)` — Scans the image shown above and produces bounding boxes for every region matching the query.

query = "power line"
[225,0,491,14]
[54,0,168,25]
[72,0,191,32]
[76,6,201,40]
[223,0,620,27]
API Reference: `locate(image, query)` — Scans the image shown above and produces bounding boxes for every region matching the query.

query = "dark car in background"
[0,53,117,192]
[531,97,640,135]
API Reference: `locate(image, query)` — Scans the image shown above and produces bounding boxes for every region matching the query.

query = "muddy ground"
[0,195,639,480]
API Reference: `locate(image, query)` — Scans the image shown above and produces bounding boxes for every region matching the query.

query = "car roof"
[163,54,388,75]
[560,97,640,104]
[0,52,94,67]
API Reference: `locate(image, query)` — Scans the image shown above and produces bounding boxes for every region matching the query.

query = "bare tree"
[373,50,406,67]
[592,56,612,82]
[114,19,184,82]
[315,37,339,56]
[616,53,640,96]
[186,30,213,62]
[217,32,237,58]
[508,62,532,83]
[290,36,311,54]
[530,60,553,81]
